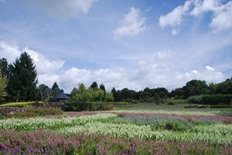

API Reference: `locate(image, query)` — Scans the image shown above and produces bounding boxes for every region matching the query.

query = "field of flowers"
[0,109,232,154]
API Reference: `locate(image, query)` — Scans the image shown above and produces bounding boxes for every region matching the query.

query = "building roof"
[55,90,68,100]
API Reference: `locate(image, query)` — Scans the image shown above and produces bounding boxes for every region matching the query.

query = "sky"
[0,0,232,93]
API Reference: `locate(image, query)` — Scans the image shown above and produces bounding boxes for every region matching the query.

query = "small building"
[54,89,68,102]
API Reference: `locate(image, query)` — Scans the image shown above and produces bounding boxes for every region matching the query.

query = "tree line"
[0,52,232,104]
[111,79,232,103]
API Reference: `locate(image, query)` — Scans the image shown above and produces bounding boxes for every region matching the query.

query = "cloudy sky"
[0,0,232,92]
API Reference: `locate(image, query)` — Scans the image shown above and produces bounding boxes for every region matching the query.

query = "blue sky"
[0,0,232,92]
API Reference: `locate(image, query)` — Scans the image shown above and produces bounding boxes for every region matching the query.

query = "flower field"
[0,110,232,154]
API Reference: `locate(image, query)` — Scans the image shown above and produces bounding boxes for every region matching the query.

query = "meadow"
[0,103,232,155]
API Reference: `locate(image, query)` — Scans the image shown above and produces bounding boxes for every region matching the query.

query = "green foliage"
[51,82,60,101]
[188,94,232,105]
[90,81,98,90]
[16,107,63,118]
[67,83,114,111]
[0,58,8,77]
[0,72,7,103]
[0,101,34,107]
[213,78,232,94]
[7,52,38,102]
[183,80,209,98]
[38,84,52,103]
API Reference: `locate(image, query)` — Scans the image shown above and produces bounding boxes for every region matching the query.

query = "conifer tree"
[7,52,38,101]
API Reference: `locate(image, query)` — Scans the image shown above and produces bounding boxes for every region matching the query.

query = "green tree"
[51,82,60,101]
[170,88,184,99]
[90,81,98,90]
[0,71,7,103]
[38,84,52,103]
[214,78,232,94]
[7,52,38,101]
[105,92,114,102]
[68,83,92,111]
[0,58,8,77]
[99,84,106,93]
[183,80,208,98]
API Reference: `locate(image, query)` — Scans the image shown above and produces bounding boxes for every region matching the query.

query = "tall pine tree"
[7,52,38,101]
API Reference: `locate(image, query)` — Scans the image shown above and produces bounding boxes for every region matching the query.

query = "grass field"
[0,102,232,154]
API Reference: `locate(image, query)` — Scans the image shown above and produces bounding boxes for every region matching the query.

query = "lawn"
[0,103,232,154]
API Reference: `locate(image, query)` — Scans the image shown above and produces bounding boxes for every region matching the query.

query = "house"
[54,89,68,102]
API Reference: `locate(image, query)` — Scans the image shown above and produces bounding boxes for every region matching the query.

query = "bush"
[65,102,113,111]
[97,103,113,111]
[210,105,232,108]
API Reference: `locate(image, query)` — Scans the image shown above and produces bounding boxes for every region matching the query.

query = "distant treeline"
[0,52,232,105]
[111,78,232,103]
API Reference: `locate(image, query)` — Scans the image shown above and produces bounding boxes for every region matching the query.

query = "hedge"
[188,94,232,105]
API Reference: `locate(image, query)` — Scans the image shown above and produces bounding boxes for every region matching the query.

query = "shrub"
[210,105,232,108]
[97,103,113,111]
[65,102,113,112]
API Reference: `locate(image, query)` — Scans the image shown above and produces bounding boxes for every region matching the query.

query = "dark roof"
[55,90,68,100]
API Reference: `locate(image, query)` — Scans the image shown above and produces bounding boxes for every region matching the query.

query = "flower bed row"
[1,113,232,144]
[0,130,231,155]
[112,112,232,124]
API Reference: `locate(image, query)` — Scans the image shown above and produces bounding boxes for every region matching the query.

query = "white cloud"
[190,0,219,16]
[205,65,215,71]
[59,67,136,92]
[192,70,199,74]
[24,0,97,19]
[24,47,65,74]
[159,0,232,34]
[159,0,193,34]
[0,41,21,63]
[210,2,232,32]
[176,67,224,84]
[114,7,146,39]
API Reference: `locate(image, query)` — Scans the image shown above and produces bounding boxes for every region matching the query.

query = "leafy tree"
[183,80,208,98]
[213,78,232,94]
[91,89,104,102]
[170,88,184,99]
[0,71,7,103]
[68,83,93,111]
[7,52,38,101]
[151,87,169,99]
[0,58,8,103]
[105,92,114,102]
[38,84,52,103]
[0,58,8,77]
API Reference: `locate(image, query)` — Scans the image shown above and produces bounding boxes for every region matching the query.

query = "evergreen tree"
[51,82,60,100]
[7,52,38,101]
[90,81,98,90]
[99,84,106,93]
